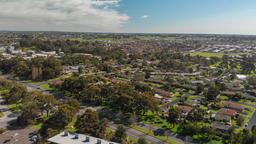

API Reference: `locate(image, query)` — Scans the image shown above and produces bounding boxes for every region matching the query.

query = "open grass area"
[131,125,183,144]
[31,123,43,129]
[187,95,201,100]
[39,84,53,90]
[7,103,21,112]
[190,52,239,58]
[141,111,181,134]
[0,112,4,118]
[25,80,41,85]
[218,95,229,101]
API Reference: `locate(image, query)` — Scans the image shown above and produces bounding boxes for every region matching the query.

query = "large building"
[48,131,119,144]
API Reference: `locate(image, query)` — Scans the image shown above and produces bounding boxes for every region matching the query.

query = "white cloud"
[141,15,150,19]
[0,0,129,32]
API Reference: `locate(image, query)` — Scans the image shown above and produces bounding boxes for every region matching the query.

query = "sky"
[0,0,256,34]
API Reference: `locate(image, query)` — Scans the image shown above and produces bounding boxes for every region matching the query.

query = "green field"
[131,125,183,144]
[190,52,239,58]
[39,84,53,90]
[0,112,4,118]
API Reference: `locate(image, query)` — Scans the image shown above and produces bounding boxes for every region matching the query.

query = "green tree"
[33,92,58,117]
[42,56,62,79]
[137,137,148,144]
[46,104,74,129]
[66,97,80,112]
[8,84,28,104]
[112,125,127,143]
[168,106,179,127]
[17,101,40,126]
[75,109,101,137]
[204,84,220,101]
[12,60,30,78]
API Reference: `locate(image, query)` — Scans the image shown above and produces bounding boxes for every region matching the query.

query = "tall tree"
[75,109,102,137]
[112,125,127,143]
[168,106,179,127]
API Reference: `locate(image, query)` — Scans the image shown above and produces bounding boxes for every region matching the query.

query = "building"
[214,113,231,124]
[176,105,193,117]
[218,108,237,118]
[223,101,244,112]
[212,121,231,132]
[48,131,119,144]
[153,88,173,97]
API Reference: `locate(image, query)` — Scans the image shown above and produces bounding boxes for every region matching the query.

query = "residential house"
[212,121,231,132]
[218,108,238,118]
[153,88,174,98]
[176,105,193,117]
[223,101,244,112]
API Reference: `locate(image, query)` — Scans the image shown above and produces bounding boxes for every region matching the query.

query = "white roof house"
[48,131,119,144]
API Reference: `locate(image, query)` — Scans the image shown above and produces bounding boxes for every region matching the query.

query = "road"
[109,124,168,144]
[0,97,18,129]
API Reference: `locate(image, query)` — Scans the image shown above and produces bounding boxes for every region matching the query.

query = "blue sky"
[117,0,256,34]
[0,0,256,34]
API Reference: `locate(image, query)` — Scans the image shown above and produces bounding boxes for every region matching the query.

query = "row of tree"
[59,75,159,115]
[0,56,62,80]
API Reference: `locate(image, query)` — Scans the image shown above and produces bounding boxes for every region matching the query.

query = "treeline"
[59,75,159,115]
[0,56,62,80]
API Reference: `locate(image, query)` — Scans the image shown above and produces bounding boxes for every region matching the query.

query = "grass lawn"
[140,81,162,88]
[131,125,183,144]
[238,99,256,106]
[39,84,53,90]
[209,140,224,144]
[218,95,229,101]
[187,95,201,100]
[142,111,181,134]
[7,103,21,112]
[0,112,4,118]
[31,123,43,129]
[190,52,239,58]
[25,80,41,85]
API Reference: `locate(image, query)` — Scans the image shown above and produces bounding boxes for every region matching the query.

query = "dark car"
[153,129,165,136]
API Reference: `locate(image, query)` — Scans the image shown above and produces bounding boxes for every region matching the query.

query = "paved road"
[0,97,18,129]
[109,124,168,144]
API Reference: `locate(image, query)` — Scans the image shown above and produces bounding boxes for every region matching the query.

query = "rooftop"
[218,108,237,117]
[223,101,244,111]
[48,132,119,144]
